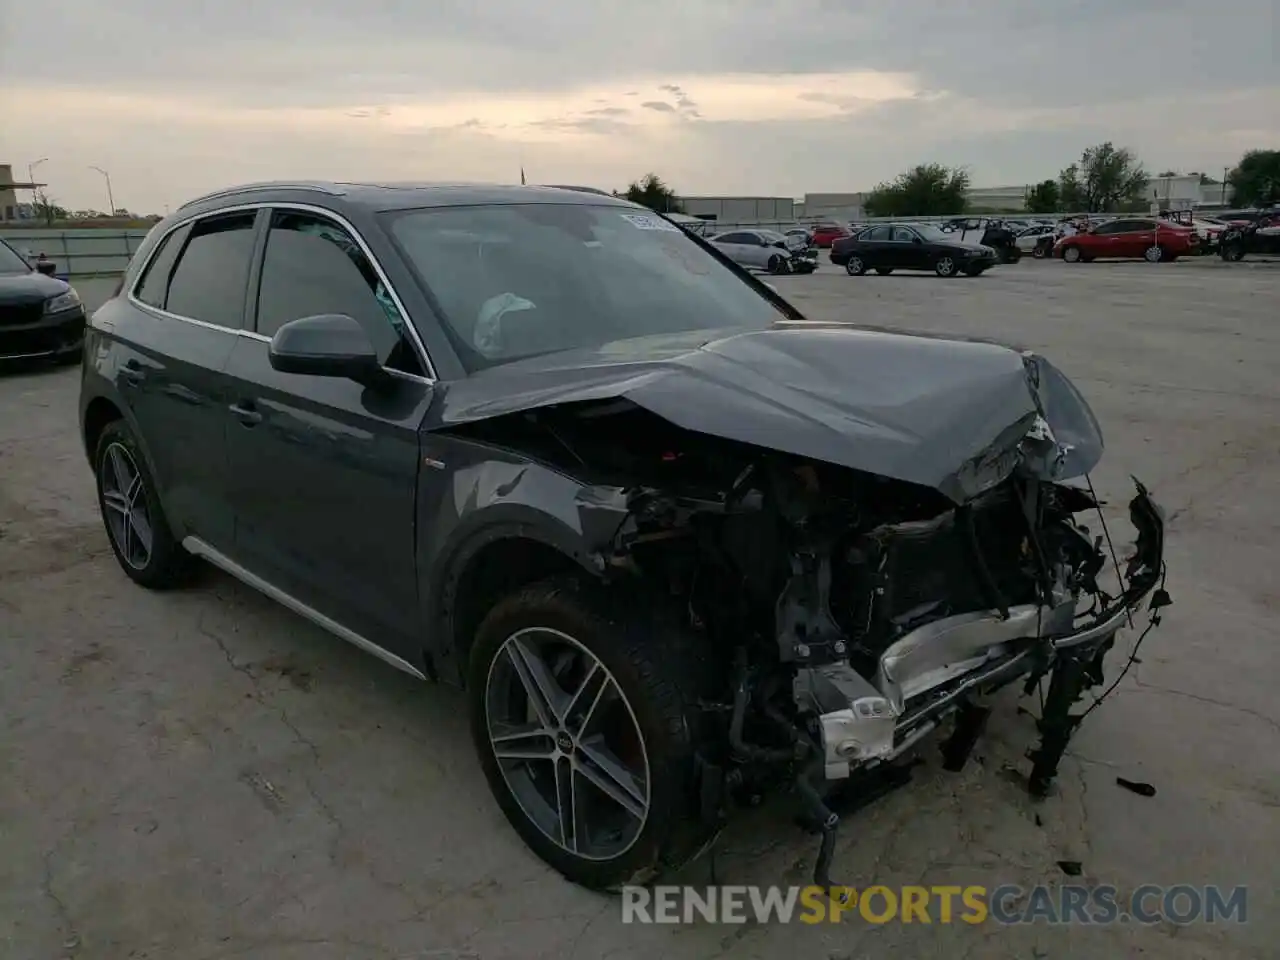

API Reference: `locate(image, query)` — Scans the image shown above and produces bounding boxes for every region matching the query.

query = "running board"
[181,536,427,681]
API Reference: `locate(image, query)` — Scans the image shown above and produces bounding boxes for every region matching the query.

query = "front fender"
[417,439,631,683]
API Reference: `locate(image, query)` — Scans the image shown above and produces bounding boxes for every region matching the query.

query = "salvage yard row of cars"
[2,180,1167,897]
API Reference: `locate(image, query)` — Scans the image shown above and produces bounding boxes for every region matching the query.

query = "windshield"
[385,203,787,372]
[0,240,32,276]
[913,225,949,242]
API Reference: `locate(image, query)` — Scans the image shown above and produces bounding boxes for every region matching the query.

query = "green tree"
[1025,179,1061,214]
[863,163,970,217]
[1075,142,1149,212]
[1058,164,1084,211]
[623,173,683,213]
[1227,149,1280,207]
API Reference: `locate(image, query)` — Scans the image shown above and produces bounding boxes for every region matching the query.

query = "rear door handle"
[229,401,263,426]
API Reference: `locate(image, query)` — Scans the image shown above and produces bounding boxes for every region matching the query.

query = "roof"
[178,180,639,213]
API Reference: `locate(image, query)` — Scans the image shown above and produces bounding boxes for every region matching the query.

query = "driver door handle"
[121,359,145,384]
[229,400,263,426]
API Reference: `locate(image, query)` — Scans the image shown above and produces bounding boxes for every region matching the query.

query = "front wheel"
[934,256,958,277]
[1061,245,1082,263]
[1221,245,1246,262]
[1143,244,1166,263]
[469,577,703,891]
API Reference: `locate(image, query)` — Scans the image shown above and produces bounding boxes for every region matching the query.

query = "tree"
[623,173,683,213]
[1075,142,1149,212]
[863,163,970,217]
[1025,179,1060,214]
[1058,164,1084,211]
[1227,149,1280,207]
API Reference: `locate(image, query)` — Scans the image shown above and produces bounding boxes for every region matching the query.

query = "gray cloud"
[2,0,1276,210]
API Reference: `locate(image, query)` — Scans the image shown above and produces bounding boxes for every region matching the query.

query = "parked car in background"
[785,228,814,247]
[1054,218,1199,263]
[78,179,1168,894]
[0,237,86,363]
[710,229,815,274]
[830,222,998,277]
[1218,220,1280,261]
[1016,224,1058,258]
[807,222,852,248]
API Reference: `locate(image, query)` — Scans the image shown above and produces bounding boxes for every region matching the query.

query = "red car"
[808,222,852,248]
[1055,217,1199,263]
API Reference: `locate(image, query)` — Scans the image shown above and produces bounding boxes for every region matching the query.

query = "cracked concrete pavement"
[2,259,1277,959]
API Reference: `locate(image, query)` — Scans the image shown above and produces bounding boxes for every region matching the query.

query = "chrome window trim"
[125,200,438,383]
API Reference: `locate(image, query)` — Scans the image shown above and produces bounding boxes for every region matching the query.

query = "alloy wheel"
[1144,245,1163,263]
[845,257,864,275]
[100,441,154,570]
[484,627,651,861]
[936,257,956,277]
[1063,246,1081,263]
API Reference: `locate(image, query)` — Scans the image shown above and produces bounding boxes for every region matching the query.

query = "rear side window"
[165,212,258,328]
[863,226,892,241]
[133,224,190,309]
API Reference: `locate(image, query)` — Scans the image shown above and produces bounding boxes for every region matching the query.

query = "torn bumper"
[814,478,1167,779]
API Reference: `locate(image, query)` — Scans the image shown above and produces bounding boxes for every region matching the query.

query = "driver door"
[221,206,435,660]
[890,225,929,269]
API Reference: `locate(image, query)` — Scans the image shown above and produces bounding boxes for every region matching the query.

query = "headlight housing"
[44,288,81,314]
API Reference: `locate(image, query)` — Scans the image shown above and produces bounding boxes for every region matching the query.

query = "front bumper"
[814,477,1167,779]
[0,305,87,360]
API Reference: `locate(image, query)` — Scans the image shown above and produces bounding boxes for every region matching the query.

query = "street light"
[89,165,116,216]
[27,157,48,187]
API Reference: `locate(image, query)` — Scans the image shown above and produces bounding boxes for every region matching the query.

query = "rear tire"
[468,576,705,891]
[94,419,194,589]
[1222,245,1246,262]
[845,256,867,276]
[767,254,788,275]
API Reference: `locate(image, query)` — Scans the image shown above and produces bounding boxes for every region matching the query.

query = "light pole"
[90,165,116,216]
[27,157,48,215]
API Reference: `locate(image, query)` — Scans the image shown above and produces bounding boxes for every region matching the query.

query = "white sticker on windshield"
[619,213,681,232]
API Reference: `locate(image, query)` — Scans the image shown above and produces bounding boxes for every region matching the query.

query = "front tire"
[1061,245,1082,263]
[468,577,703,891]
[934,256,958,277]
[1144,244,1166,263]
[94,419,193,589]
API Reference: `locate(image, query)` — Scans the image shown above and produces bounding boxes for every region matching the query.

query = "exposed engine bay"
[450,391,1170,888]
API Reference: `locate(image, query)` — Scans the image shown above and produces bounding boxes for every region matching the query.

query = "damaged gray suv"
[80,182,1169,892]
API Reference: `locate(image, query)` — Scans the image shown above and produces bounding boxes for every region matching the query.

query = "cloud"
[1,0,1276,211]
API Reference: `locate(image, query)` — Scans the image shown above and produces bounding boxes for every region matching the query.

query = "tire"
[874,268,893,276]
[1222,245,1246,262]
[1061,245,1082,263]
[1143,244,1165,263]
[845,256,867,276]
[934,256,958,277]
[94,419,194,589]
[1032,243,1049,259]
[767,254,787,275]
[468,576,704,891]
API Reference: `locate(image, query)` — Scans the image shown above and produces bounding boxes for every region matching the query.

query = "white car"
[1015,224,1058,257]
[709,229,801,274]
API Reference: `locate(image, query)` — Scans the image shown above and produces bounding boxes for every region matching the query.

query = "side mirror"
[912,236,923,244]
[268,313,386,386]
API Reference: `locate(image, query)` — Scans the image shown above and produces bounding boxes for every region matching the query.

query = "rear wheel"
[1032,242,1050,259]
[468,577,704,891]
[934,256,958,277]
[767,254,788,275]
[94,420,194,589]
[845,256,867,276]
[1222,245,1246,262]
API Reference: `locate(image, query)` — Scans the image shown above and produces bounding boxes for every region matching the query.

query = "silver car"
[709,229,798,274]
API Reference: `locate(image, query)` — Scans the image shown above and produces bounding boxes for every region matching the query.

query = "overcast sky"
[2,0,1277,213]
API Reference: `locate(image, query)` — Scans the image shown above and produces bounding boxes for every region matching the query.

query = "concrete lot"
[2,259,1277,959]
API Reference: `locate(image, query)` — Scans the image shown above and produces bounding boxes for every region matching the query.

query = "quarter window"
[255,210,423,377]
[165,212,258,328]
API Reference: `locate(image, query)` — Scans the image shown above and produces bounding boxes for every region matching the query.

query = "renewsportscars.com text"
[621,884,1248,926]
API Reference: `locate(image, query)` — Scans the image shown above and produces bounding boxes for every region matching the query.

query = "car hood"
[437,322,1104,503]
[0,271,68,306]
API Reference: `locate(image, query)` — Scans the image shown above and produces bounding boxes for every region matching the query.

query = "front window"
[0,240,32,276]
[384,203,786,372]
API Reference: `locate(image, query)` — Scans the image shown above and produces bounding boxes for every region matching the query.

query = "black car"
[79,181,1167,893]
[0,238,86,362]
[1218,221,1280,261]
[830,223,998,277]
